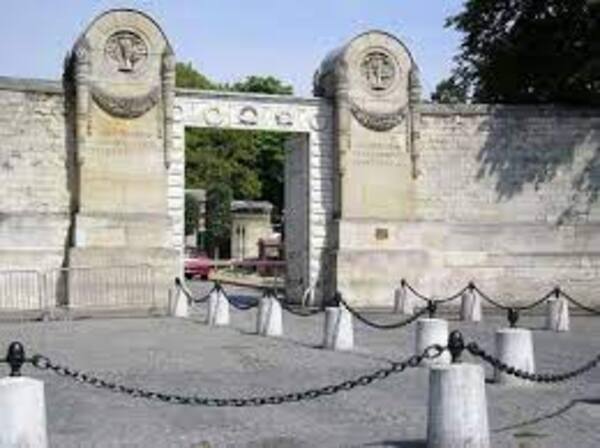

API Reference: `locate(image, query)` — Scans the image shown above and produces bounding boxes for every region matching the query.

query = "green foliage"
[205,184,232,258]
[175,62,216,90]
[446,0,600,105]
[177,63,292,224]
[431,77,468,103]
[230,76,293,95]
[184,193,200,236]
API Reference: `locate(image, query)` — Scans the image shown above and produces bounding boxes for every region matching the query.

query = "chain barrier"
[174,278,214,305]
[402,280,469,304]
[1,341,445,407]
[275,298,324,317]
[218,285,259,311]
[557,288,600,315]
[466,341,600,383]
[405,279,600,327]
[337,294,430,330]
[2,329,599,409]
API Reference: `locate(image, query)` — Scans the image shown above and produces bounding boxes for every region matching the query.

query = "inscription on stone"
[351,147,402,166]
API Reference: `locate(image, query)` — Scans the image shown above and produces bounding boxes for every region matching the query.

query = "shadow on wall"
[475,107,599,224]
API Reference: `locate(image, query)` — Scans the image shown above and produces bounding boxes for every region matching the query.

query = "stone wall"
[0,78,70,273]
[338,104,600,306]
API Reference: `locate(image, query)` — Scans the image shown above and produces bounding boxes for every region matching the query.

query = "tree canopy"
[176,63,292,253]
[434,0,600,105]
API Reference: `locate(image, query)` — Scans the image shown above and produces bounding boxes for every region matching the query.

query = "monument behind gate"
[0,8,599,310]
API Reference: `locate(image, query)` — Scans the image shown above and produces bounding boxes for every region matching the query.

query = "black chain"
[338,295,430,330]
[27,346,445,407]
[402,280,469,304]
[558,288,600,315]
[275,297,324,317]
[175,278,213,305]
[466,342,600,383]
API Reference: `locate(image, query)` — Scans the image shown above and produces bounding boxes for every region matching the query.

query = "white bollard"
[416,318,451,365]
[546,298,570,332]
[494,328,535,386]
[170,285,189,318]
[427,363,490,448]
[256,297,283,337]
[460,288,481,322]
[206,289,230,326]
[0,377,48,448]
[394,285,414,315]
[323,306,354,351]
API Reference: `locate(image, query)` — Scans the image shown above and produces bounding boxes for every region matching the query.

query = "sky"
[0,0,465,97]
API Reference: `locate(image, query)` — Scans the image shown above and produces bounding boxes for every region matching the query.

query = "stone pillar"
[170,285,188,318]
[65,10,179,310]
[394,283,414,315]
[427,363,490,448]
[0,377,48,448]
[546,298,569,332]
[207,290,229,326]
[313,31,420,307]
[460,288,482,322]
[494,328,535,386]
[323,306,354,350]
[416,318,451,365]
[256,297,283,337]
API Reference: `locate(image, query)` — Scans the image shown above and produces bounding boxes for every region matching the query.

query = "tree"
[184,193,200,237]
[431,76,468,103]
[175,62,216,90]
[230,76,293,95]
[205,184,232,259]
[445,0,600,105]
[176,64,292,220]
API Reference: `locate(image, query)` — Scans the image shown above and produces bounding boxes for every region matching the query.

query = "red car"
[184,250,214,280]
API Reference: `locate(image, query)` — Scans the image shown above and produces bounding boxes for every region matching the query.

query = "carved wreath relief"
[361,51,396,92]
[105,31,148,73]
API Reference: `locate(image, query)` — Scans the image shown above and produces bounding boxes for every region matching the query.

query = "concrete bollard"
[460,288,481,322]
[394,285,414,315]
[0,377,48,448]
[323,306,354,351]
[206,289,230,326]
[427,363,490,448]
[256,297,283,337]
[494,328,535,386]
[546,298,569,332]
[170,286,189,318]
[416,319,451,365]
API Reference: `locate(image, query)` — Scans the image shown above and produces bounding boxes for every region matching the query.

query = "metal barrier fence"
[0,265,170,313]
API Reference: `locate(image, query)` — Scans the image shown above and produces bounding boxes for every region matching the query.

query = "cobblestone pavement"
[0,281,598,447]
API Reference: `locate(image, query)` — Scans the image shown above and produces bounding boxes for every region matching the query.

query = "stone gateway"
[0,9,599,311]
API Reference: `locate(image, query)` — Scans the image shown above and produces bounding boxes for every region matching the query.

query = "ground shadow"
[493,397,599,433]
[363,439,425,447]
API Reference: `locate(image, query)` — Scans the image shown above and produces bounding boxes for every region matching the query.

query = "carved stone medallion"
[105,31,148,73]
[360,51,396,92]
[239,106,259,125]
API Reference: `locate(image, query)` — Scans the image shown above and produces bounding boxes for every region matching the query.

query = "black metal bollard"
[332,292,342,307]
[447,330,465,364]
[6,341,26,377]
[507,308,520,328]
[427,300,437,318]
